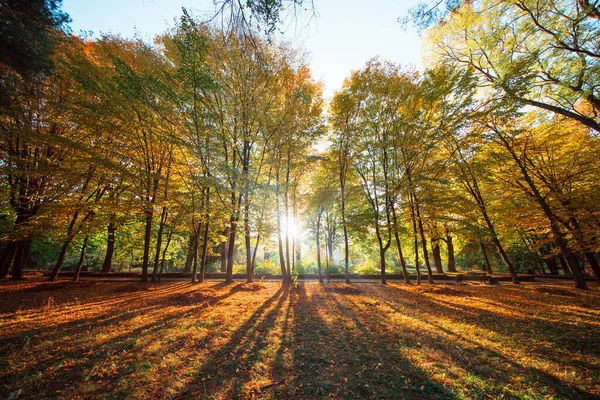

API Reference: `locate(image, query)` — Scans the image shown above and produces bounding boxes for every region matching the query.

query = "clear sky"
[62,0,424,98]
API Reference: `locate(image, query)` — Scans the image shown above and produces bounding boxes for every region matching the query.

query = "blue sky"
[62,0,424,98]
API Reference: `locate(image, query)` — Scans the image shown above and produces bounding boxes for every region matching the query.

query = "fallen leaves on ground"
[0,279,598,399]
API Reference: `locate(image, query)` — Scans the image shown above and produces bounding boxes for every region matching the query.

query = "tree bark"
[191,221,202,283]
[11,239,31,280]
[158,229,173,282]
[414,195,433,283]
[481,242,493,274]
[152,206,168,282]
[432,238,444,274]
[446,233,456,272]
[199,214,210,284]
[100,220,116,273]
[184,233,196,274]
[141,209,153,283]
[220,227,228,273]
[410,195,421,285]
[316,208,323,283]
[73,235,89,282]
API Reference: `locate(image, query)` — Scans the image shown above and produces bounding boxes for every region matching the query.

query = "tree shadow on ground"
[377,283,598,399]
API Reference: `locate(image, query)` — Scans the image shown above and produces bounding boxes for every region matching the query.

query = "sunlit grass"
[0,279,598,399]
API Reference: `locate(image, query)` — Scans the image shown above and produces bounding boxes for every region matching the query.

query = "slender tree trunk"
[251,235,261,277]
[199,215,210,284]
[446,233,456,272]
[245,203,253,284]
[316,208,323,283]
[184,233,196,273]
[391,206,410,284]
[141,209,153,283]
[432,238,443,274]
[276,171,288,283]
[191,222,202,283]
[152,206,168,282]
[414,197,433,283]
[226,215,237,284]
[158,230,173,282]
[73,235,89,282]
[101,220,116,273]
[379,242,387,285]
[481,242,493,274]
[220,227,228,273]
[410,195,421,285]
[49,238,74,282]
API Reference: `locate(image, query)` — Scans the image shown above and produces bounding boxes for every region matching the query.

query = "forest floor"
[0,279,599,399]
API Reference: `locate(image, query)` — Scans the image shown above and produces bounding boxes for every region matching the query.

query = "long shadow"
[377,284,598,399]
[286,283,454,399]
[177,285,290,398]
[0,282,252,399]
[0,280,191,317]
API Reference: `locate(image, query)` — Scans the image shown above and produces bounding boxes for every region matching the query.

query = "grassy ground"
[0,279,599,399]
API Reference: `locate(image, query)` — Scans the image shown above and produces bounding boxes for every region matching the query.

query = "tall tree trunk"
[245,202,253,284]
[481,242,493,274]
[316,208,323,283]
[158,230,173,282]
[141,209,153,283]
[184,233,196,273]
[379,242,387,285]
[414,194,432,283]
[49,237,74,282]
[432,238,443,274]
[73,235,89,282]
[391,206,410,284]
[220,227,228,273]
[152,206,168,282]
[101,220,116,273]
[226,216,237,284]
[446,233,456,272]
[410,195,421,285]
[191,221,202,283]
[251,235,261,277]
[199,215,210,284]
[276,171,288,283]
